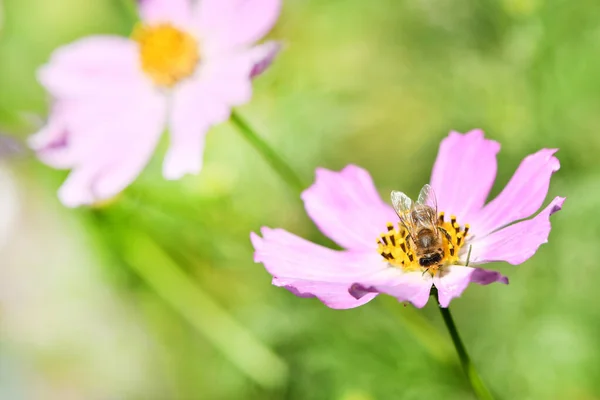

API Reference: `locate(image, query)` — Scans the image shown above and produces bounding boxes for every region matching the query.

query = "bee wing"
[415,184,439,231]
[417,184,438,214]
[391,190,413,218]
[391,191,419,236]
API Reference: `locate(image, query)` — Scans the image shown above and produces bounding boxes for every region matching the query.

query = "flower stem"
[122,230,289,389]
[438,305,495,400]
[230,111,305,195]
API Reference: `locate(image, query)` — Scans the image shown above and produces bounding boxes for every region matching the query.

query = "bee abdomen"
[419,253,442,267]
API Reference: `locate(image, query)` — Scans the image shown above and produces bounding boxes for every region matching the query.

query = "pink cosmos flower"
[251,130,565,308]
[30,0,281,207]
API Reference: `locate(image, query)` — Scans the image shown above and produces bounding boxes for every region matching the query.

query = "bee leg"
[438,226,453,242]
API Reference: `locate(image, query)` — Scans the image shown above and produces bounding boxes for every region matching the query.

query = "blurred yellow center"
[133,23,199,87]
[377,213,469,276]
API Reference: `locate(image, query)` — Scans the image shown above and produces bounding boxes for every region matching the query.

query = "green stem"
[122,230,289,389]
[230,111,305,194]
[382,297,455,364]
[438,305,495,400]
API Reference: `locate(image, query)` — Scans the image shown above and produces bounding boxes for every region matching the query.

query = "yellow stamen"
[377,213,470,276]
[133,23,199,87]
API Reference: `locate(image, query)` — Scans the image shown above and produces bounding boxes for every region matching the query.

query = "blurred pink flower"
[251,130,564,308]
[30,0,281,207]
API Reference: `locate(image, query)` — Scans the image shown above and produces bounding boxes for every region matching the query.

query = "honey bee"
[391,184,449,269]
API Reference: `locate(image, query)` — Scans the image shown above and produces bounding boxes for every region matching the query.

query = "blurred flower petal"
[28,103,73,169]
[249,41,282,78]
[138,0,191,26]
[430,129,500,223]
[163,90,210,180]
[198,52,255,105]
[38,36,147,99]
[57,94,167,207]
[196,0,281,51]
[164,52,255,179]
[302,165,397,251]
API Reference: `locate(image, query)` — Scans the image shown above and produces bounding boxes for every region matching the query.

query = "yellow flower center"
[133,23,200,87]
[377,213,470,276]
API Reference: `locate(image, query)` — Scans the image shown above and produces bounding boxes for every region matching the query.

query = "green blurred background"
[0,0,598,399]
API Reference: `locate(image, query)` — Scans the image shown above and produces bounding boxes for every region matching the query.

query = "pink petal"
[249,41,282,78]
[55,94,167,207]
[198,52,255,104]
[434,266,508,308]
[163,83,212,180]
[470,149,561,237]
[430,130,500,224]
[434,267,472,308]
[468,196,565,265]
[301,165,398,251]
[195,0,281,51]
[34,57,167,207]
[33,34,171,207]
[57,167,97,206]
[28,104,72,169]
[470,268,509,285]
[138,0,192,26]
[163,53,254,179]
[350,269,434,308]
[251,227,381,309]
[38,36,147,100]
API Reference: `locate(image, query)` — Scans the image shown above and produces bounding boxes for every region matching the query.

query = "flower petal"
[197,52,255,105]
[251,227,381,309]
[249,41,282,78]
[33,34,175,207]
[470,268,509,286]
[28,104,72,169]
[434,266,508,308]
[195,0,281,51]
[430,130,500,223]
[138,0,191,26]
[54,94,167,207]
[33,35,170,206]
[350,269,433,308]
[163,84,213,180]
[38,36,147,100]
[163,53,254,179]
[468,196,565,265]
[470,149,561,237]
[302,165,398,251]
